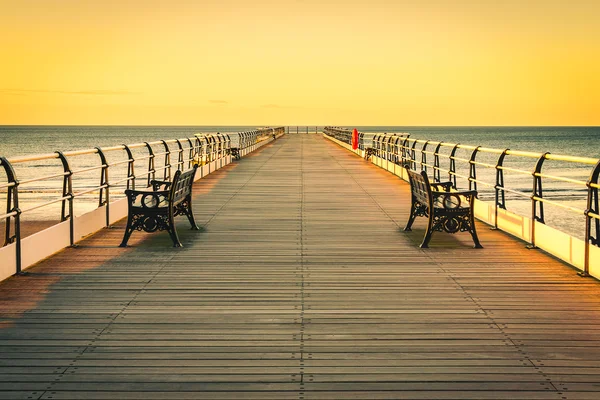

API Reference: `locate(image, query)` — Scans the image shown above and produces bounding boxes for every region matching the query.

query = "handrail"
[323,128,600,277]
[0,127,284,276]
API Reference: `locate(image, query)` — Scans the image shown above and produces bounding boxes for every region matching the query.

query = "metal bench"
[120,166,199,247]
[230,148,241,160]
[404,167,482,248]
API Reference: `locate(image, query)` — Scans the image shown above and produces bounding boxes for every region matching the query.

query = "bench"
[230,147,241,160]
[404,167,482,248]
[120,166,199,247]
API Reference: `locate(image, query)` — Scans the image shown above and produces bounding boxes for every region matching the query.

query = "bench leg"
[419,215,435,248]
[404,214,416,232]
[119,215,135,247]
[470,214,483,249]
[167,214,183,247]
[167,228,182,247]
[403,199,420,232]
[176,197,199,230]
[186,198,199,230]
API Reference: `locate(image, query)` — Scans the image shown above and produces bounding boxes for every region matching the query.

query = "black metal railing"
[324,129,600,276]
[0,129,281,276]
[323,127,352,144]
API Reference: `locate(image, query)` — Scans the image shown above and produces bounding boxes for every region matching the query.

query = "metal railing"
[323,129,600,276]
[0,129,276,275]
[323,127,352,143]
[286,126,322,135]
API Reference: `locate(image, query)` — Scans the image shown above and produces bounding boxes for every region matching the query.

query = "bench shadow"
[398,226,481,249]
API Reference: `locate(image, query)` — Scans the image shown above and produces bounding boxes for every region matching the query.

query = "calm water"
[0,126,598,239]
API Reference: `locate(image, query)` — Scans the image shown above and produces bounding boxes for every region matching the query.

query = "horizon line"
[1,124,599,128]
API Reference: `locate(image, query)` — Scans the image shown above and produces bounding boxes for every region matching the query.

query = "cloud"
[261,104,281,108]
[208,99,229,104]
[0,88,141,96]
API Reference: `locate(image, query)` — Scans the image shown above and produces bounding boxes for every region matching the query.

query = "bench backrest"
[169,166,197,204]
[406,168,432,207]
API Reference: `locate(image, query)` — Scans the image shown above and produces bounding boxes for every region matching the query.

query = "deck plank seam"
[36,256,175,400]
[3,134,600,398]
[323,135,566,395]
[324,139,405,232]
[200,137,287,230]
[299,135,306,399]
[447,271,565,395]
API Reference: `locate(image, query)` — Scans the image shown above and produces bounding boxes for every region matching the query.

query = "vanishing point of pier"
[2,134,600,399]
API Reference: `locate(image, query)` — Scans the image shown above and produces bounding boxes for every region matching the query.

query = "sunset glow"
[1,0,599,125]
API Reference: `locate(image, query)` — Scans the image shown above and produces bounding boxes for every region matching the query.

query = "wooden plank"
[1,134,600,398]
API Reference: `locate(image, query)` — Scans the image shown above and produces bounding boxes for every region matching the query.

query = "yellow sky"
[0,0,599,125]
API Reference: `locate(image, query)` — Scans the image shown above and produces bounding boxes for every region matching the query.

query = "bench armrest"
[430,181,454,191]
[150,179,172,191]
[125,189,171,209]
[432,190,478,209]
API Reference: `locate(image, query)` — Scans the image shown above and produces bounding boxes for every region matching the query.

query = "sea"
[0,125,598,240]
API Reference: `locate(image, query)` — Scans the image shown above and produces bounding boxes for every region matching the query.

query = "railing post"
[175,139,184,171]
[56,152,75,246]
[433,143,442,182]
[493,149,509,230]
[224,134,231,158]
[401,138,410,167]
[161,140,171,180]
[144,142,155,187]
[528,153,549,249]
[582,160,600,277]
[122,144,135,190]
[1,157,22,274]
[95,147,110,227]
[393,137,401,165]
[410,141,418,171]
[215,133,222,160]
[195,137,203,166]
[449,144,460,188]
[421,141,429,173]
[211,135,217,161]
[469,146,481,192]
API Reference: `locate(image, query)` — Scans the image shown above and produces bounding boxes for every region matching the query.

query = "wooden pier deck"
[2,134,600,399]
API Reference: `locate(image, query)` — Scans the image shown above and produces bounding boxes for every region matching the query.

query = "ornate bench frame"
[230,148,241,160]
[404,167,482,248]
[120,166,199,247]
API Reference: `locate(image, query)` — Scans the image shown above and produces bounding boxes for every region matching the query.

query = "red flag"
[352,128,359,150]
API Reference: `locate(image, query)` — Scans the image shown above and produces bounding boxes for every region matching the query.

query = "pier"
[2,134,600,399]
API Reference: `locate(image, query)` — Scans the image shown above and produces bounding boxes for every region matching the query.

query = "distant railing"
[323,127,600,276]
[0,129,282,276]
[286,126,322,135]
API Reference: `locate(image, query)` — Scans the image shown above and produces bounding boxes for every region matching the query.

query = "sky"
[0,0,599,126]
